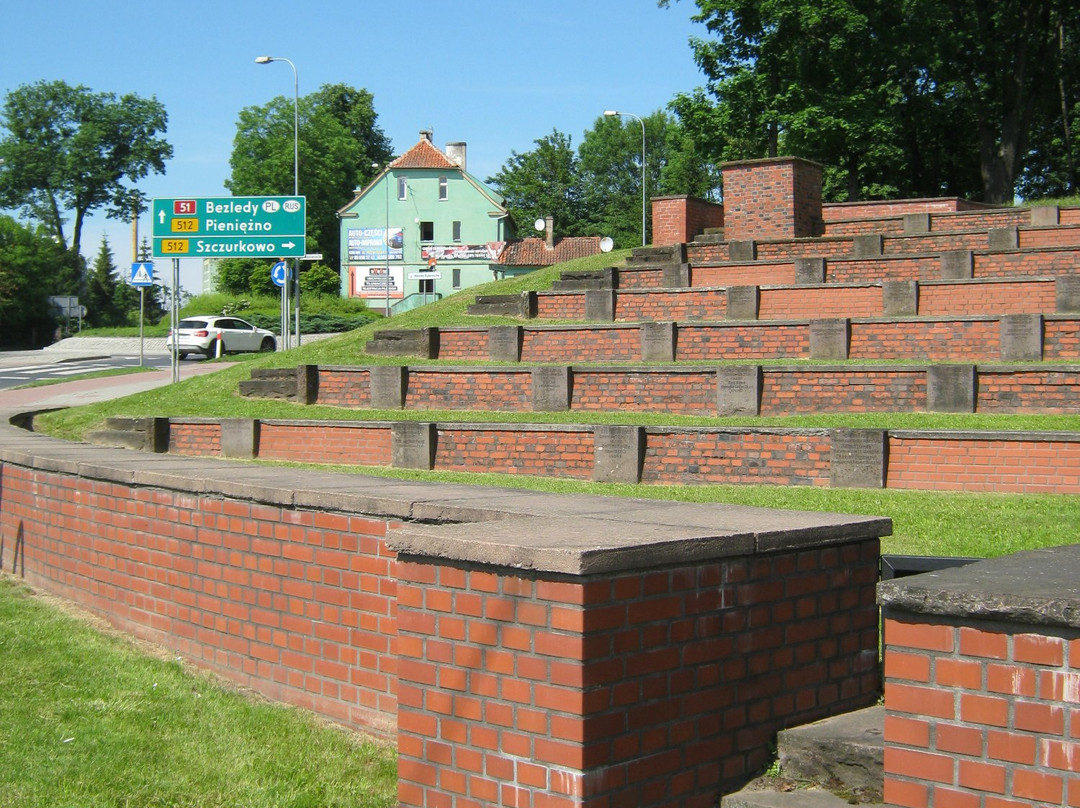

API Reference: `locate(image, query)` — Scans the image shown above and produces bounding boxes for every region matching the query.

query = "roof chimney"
[419,129,433,143]
[545,215,554,250]
[445,141,467,171]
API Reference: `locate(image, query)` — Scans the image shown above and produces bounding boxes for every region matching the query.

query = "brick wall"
[0,460,401,740]
[721,158,823,241]
[394,536,882,807]
[652,195,724,246]
[879,548,1080,808]
[165,419,1080,494]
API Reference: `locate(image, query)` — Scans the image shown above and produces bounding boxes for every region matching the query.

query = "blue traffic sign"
[271,260,288,287]
[130,262,155,287]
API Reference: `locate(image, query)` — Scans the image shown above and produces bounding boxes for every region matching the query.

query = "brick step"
[161,417,1080,494]
[369,315,1078,364]
[241,362,1080,418]
[723,707,885,806]
[533,275,1078,323]
[684,222,1080,267]
[605,246,1080,291]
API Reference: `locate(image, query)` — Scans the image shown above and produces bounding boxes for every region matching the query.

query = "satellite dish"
[600,236,614,253]
[534,218,546,232]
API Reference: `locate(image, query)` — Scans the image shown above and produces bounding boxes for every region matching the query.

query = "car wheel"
[178,351,189,360]
[260,337,276,352]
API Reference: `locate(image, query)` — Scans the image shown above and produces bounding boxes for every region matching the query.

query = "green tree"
[662,0,1079,203]
[0,80,172,259]
[84,236,123,327]
[0,215,63,347]
[487,130,583,238]
[300,263,342,296]
[227,83,393,272]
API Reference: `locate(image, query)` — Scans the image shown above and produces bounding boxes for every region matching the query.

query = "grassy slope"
[34,248,1080,558]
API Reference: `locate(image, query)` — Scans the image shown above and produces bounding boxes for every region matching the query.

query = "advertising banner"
[347,227,403,262]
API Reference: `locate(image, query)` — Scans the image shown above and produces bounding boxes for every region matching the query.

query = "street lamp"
[256,55,300,347]
[604,110,647,247]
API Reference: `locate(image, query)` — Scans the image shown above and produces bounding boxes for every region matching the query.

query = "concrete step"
[722,706,884,807]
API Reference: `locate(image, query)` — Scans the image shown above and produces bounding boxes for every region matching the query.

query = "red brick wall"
[406,368,533,411]
[571,368,719,415]
[652,195,723,246]
[883,616,1080,807]
[722,158,823,241]
[259,421,393,465]
[1,462,401,740]
[759,369,927,415]
[396,540,882,807]
[167,418,1080,494]
[885,435,1080,493]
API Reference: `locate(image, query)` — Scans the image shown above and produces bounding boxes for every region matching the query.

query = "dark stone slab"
[903,213,931,234]
[809,319,850,360]
[532,366,570,412]
[926,365,975,413]
[726,286,760,320]
[988,226,1019,250]
[829,429,886,489]
[1057,276,1080,313]
[488,325,524,362]
[392,422,436,470]
[999,314,1043,362]
[852,234,883,258]
[584,289,615,322]
[878,545,1080,629]
[882,281,918,317]
[939,250,973,280]
[369,365,407,409]
[729,240,757,262]
[640,321,675,362]
[794,257,826,285]
[717,365,762,416]
[592,424,644,484]
[220,418,259,459]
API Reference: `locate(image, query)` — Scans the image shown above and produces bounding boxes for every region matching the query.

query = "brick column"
[390,508,887,807]
[721,158,823,241]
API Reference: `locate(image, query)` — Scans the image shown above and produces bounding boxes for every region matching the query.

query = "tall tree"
[227,83,393,272]
[661,0,1079,203]
[0,215,64,347]
[0,80,172,258]
[486,130,583,238]
[84,236,123,327]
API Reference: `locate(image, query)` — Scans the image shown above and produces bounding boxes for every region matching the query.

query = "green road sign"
[151,196,306,258]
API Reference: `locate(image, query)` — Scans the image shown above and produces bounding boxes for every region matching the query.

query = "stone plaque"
[794,257,826,285]
[988,227,1019,250]
[592,425,644,484]
[220,418,259,459]
[830,429,887,488]
[999,314,1043,362]
[903,213,931,234]
[939,250,974,280]
[728,240,758,262]
[392,422,437,469]
[926,365,975,413]
[584,289,616,322]
[640,321,676,362]
[1056,276,1080,314]
[726,286,760,321]
[369,365,407,409]
[809,318,850,360]
[882,281,918,317]
[489,326,524,362]
[717,366,762,416]
[1030,206,1060,227]
[853,234,883,258]
[533,366,571,412]
[662,262,691,288]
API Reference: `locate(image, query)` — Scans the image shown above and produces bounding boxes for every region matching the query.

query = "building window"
[397,177,407,200]
[438,176,448,200]
[418,276,435,294]
[452,220,461,241]
[420,221,434,242]
[452,267,461,289]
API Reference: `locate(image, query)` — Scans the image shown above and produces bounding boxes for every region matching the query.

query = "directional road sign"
[151,196,306,258]
[130,262,155,287]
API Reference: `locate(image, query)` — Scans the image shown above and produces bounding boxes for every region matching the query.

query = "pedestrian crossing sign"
[130,262,155,287]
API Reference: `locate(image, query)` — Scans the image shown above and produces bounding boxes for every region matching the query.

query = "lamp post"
[373,162,391,317]
[603,110,646,247]
[256,55,300,347]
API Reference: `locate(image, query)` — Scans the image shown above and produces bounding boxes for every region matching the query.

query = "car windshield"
[177,319,208,329]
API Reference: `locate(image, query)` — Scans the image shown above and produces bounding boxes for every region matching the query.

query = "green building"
[338,130,603,314]
[338,131,516,314]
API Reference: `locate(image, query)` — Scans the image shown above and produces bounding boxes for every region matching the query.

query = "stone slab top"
[1,416,890,577]
[878,544,1080,629]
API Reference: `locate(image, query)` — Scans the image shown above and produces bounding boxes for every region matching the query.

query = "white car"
[166,316,277,359]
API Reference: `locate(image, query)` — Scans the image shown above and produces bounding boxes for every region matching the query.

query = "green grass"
[32,248,1080,561]
[0,576,396,808]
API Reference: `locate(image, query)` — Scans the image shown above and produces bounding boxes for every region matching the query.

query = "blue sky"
[2,0,707,292]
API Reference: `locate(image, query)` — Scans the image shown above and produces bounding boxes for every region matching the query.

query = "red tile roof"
[390,138,458,170]
[498,236,604,267]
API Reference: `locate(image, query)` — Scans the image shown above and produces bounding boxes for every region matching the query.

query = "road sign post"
[130,262,155,366]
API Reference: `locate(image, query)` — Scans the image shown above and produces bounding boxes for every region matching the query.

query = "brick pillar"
[390,511,886,807]
[721,158,823,241]
[651,195,724,246]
